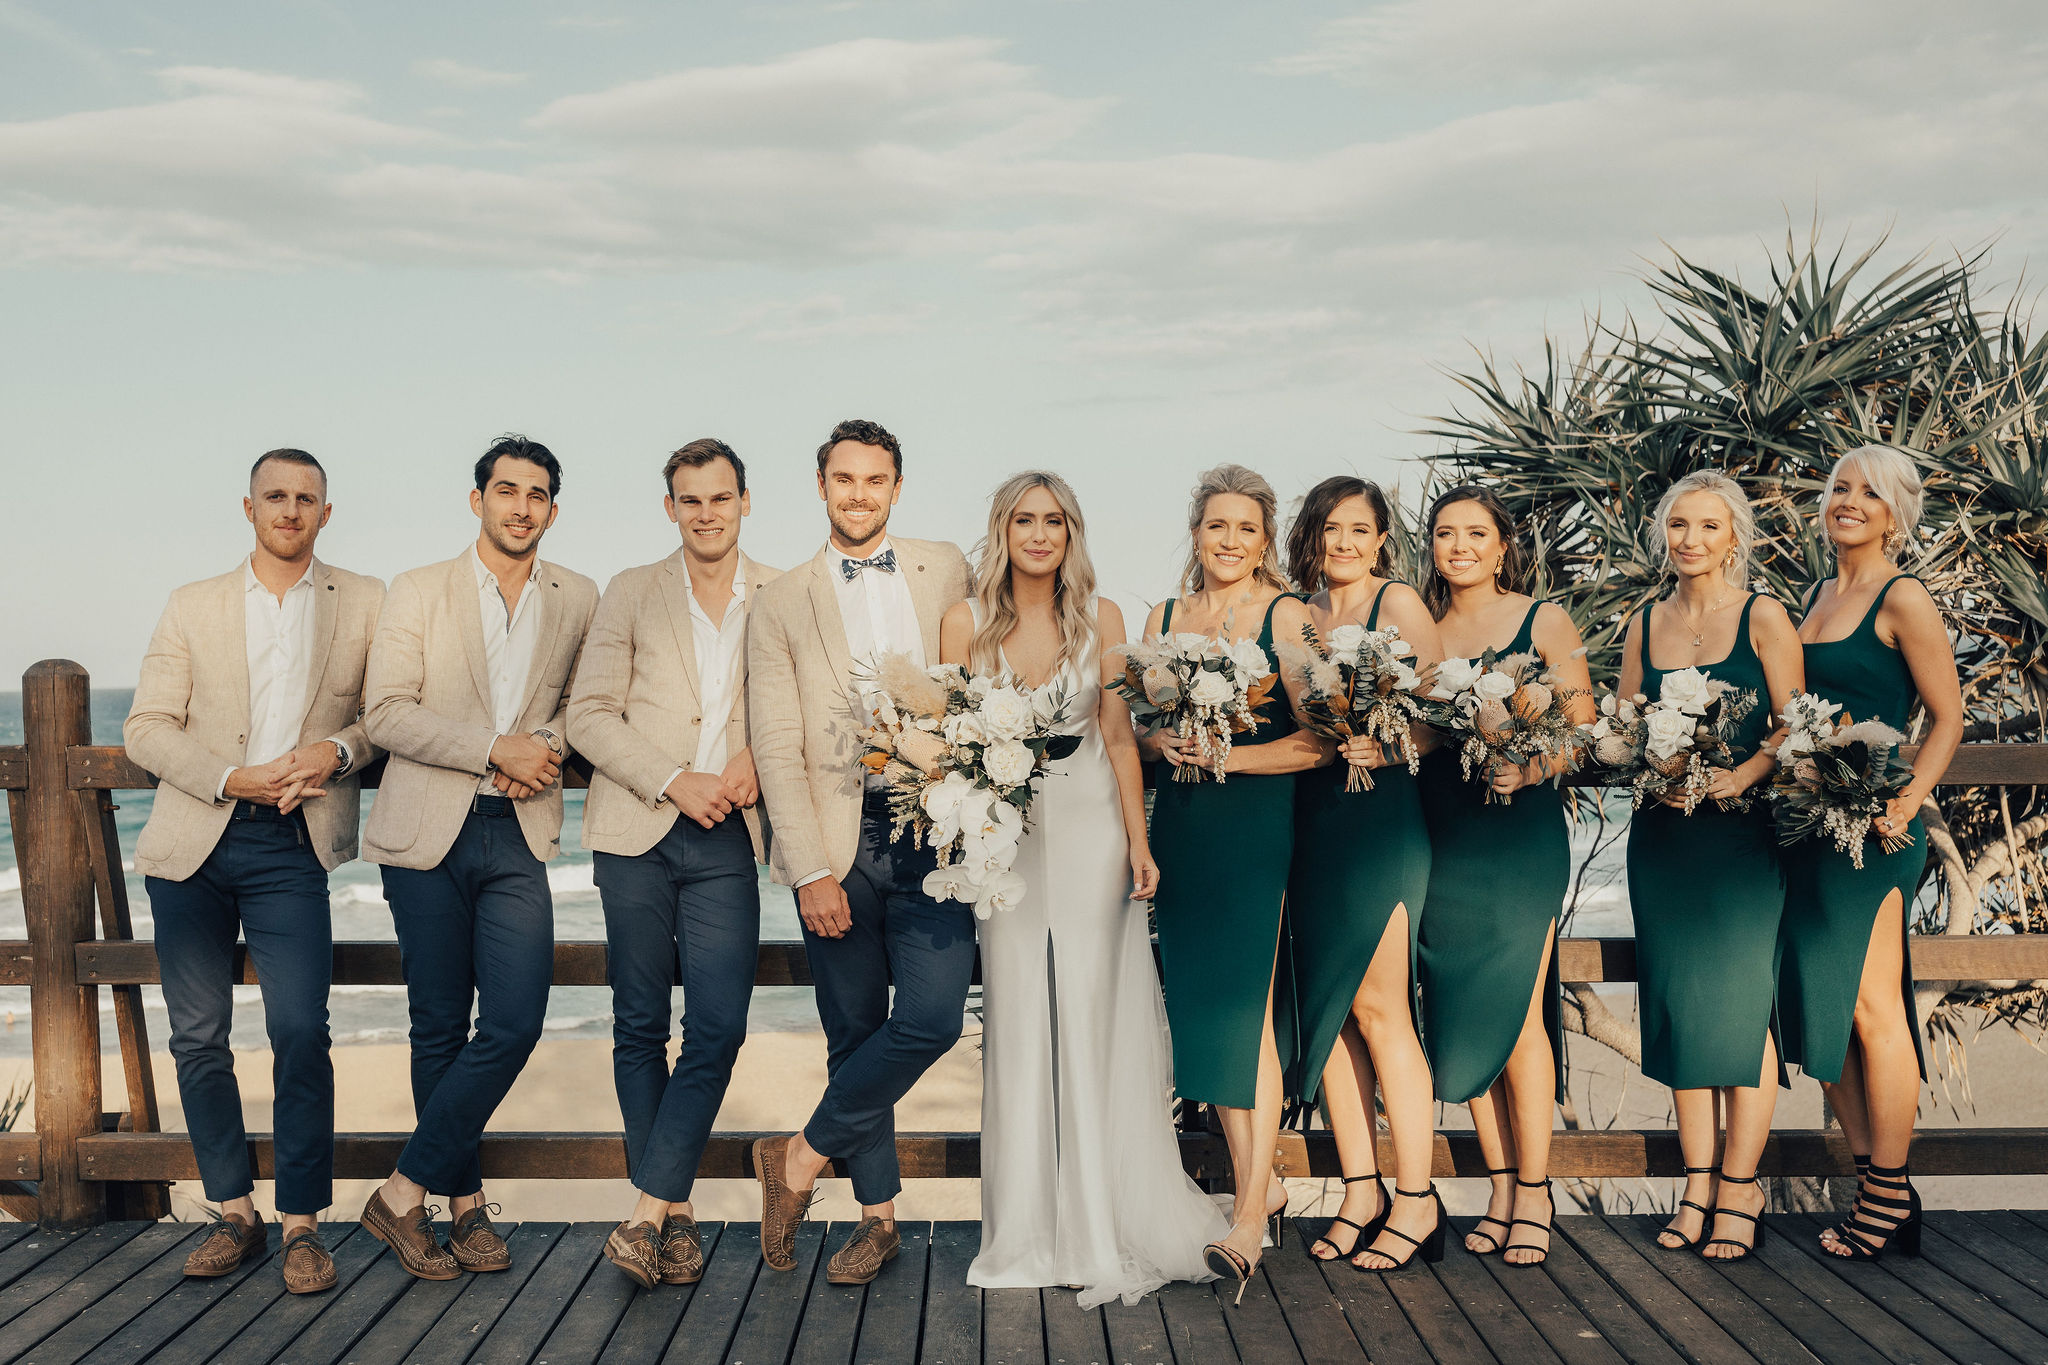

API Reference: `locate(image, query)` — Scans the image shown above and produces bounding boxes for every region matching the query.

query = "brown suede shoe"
[604,1221,663,1289]
[659,1215,704,1285]
[753,1135,816,1272]
[281,1226,337,1294]
[448,1204,511,1272]
[826,1217,901,1285]
[184,1212,265,1277]
[360,1190,459,1280]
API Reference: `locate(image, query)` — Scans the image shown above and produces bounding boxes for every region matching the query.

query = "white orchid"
[920,771,979,847]
[922,862,984,904]
[971,867,1029,919]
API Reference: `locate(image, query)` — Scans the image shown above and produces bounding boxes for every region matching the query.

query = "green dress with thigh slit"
[1626,594,1787,1090]
[1415,600,1567,1104]
[1777,574,1929,1085]
[1151,595,1301,1110]
[1279,582,1433,1104]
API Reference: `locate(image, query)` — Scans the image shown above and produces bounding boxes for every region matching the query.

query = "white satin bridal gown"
[966,603,1225,1308]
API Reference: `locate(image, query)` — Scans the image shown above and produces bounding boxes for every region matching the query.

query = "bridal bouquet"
[1413,649,1583,804]
[1107,632,1278,783]
[853,653,1080,917]
[1582,667,1759,814]
[1275,622,1424,792]
[1765,692,1917,869]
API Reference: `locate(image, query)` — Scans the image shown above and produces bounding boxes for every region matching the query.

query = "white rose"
[1229,637,1272,679]
[1431,657,1481,698]
[1189,670,1237,708]
[1172,632,1211,655]
[983,738,1036,788]
[1327,624,1367,656]
[1776,729,1815,761]
[920,771,978,846]
[1471,668,1518,704]
[1659,667,1713,717]
[1383,630,1414,657]
[1644,706,1694,761]
[978,686,1033,740]
[970,867,1029,919]
[966,674,995,700]
[941,711,986,748]
[1387,660,1419,692]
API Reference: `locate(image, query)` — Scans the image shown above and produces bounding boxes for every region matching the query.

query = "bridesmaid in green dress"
[1415,485,1594,1268]
[1781,445,1962,1260]
[1618,471,1804,1261]
[1143,464,1332,1300]
[1280,477,1446,1271]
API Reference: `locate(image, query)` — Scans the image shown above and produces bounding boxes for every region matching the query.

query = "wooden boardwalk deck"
[3,1212,2048,1364]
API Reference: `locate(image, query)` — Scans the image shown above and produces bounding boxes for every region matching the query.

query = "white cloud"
[413,58,528,90]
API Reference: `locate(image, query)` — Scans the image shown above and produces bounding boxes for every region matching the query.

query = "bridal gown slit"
[967,600,1225,1307]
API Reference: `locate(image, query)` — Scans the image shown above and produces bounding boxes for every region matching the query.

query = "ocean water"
[0,689,816,1059]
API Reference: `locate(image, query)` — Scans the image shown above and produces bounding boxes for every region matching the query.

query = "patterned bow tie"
[840,548,898,581]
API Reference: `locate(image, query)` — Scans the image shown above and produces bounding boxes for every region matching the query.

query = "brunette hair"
[249,447,325,489]
[1181,464,1291,594]
[1419,484,1527,620]
[663,437,746,496]
[816,418,902,476]
[475,434,561,500]
[1287,476,1397,593]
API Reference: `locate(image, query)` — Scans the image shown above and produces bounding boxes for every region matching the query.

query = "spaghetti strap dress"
[1777,574,1929,1084]
[1151,594,1301,1110]
[1626,595,1787,1090]
[1415,599,1567,1104]
[1279,582,1433,1103]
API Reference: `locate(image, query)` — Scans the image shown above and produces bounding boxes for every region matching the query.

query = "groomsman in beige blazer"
[568,437,781,1288]
[125,448,382,1294]
[356,435,598,1280]
[747,419,970,1285]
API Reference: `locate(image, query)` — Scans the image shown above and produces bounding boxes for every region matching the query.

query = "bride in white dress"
[940,471,1227,1309]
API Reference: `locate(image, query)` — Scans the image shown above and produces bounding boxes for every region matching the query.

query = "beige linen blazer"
[124,558,385,881]
[746,537,968,885]
[567,549,781,861]
[361,550,598,869]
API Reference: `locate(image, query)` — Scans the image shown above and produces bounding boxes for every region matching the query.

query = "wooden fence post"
[22,661,103,1228]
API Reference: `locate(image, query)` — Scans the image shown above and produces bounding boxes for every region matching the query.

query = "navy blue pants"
[800,793,976,1206]
[595,815,760,1202]
[381,806,553,1196]
[149,804,334,1214]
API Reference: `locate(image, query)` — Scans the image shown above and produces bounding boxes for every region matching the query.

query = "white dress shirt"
[218,557,317,799]
[659,561,749,799]
[834,537,923,666]
[474,547,545,791]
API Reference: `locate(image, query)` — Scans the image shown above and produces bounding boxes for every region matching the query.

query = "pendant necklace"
[1679,588,1730,648]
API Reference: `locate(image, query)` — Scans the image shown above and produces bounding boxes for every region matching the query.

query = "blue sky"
[4,1,2045,686]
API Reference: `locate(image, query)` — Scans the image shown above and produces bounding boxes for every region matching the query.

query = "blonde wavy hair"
[1181,464,1291,594]
[1653,469,1757,588]
[1827,444,1925,560]
[968,471,1099,678]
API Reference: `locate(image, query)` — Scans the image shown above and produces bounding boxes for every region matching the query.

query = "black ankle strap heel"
[1353,1185,1446,1273]
[1700,1170,1766,1261]
[1828,1162,1920,1260]
[1310,1174,1388,1262]
[1661,1165,1718,1251]
[1466,1166,1517,1255]
[1504,1177,1555,1268]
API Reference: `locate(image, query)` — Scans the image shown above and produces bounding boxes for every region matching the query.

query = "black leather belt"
[231,801,296,821]
[471,794,515,817]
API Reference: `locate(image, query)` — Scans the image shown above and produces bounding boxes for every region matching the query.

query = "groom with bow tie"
[746,418,970,1286]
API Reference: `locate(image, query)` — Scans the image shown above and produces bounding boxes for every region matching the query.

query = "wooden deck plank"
[468,1221,610,1365]
[124,1224,376,1365]
[1918,1213,2048,1338]
[1954,1213,2048,1296]
[0,1223,37,1256]
[341,1224,514,1365]
[267,1234,454,1365]
[982,1286,1045,1365]
[1213,1257,1307,1365]
[851,1221,931,1365]
[718,1220,827,1365]
[1373,1230,1497,1365]
[1602,1216,1821,1365]
[918,1222,981,1365]
[1692,1223,1890,1365]
[1775,1214,2024,1365]
[1424,1232,1563,1365]
[1040,1287,1110,1365]
[1470,1232,1631,1365]
[27,1223,239,1365]
[0,1223,197,1365]
[1745,1218,1949,1365]
[1825,1214,2048,1363]
[529,1224,646,1365]
[1152,1278,1245,1365]
[404,1221,571,1365]
[1100,1286,1178,1365]
[0,1222,151,1329]
[1552,1215,1759,1365]
[783,1223,864,1365]
[1528,1225,1688,1365]
[1262,1223,1367,1362]
[658,1219,763,1365]
[1304,1246,1437,1365]
[598,1222,726,1365]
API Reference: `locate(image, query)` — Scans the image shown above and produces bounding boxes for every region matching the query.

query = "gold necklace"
[1677,587,1731,648]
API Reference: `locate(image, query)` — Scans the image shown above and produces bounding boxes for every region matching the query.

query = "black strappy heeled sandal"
[1309,1174,1387,1262]
[1824,1161,1921,1260]
[1699,1169,1766,1261]
[1465,1166,1517,1256]
[1503,1176,1556,1268]
[1352,1185,1446,1272]
[1658,1165,1717,1250]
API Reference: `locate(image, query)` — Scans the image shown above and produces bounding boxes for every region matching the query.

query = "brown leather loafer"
[659,1215,704,1285]
[360,1190,459,1280]
[281,1225,337,1294]
[449,1204,511,1272]
[753,1135,815,1272]
[826,1217,901,1285]
[184,1212,266,1277]
[604,1221,663,1289]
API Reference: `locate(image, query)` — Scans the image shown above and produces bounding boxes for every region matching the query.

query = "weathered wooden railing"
[5,659,2047,1230]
